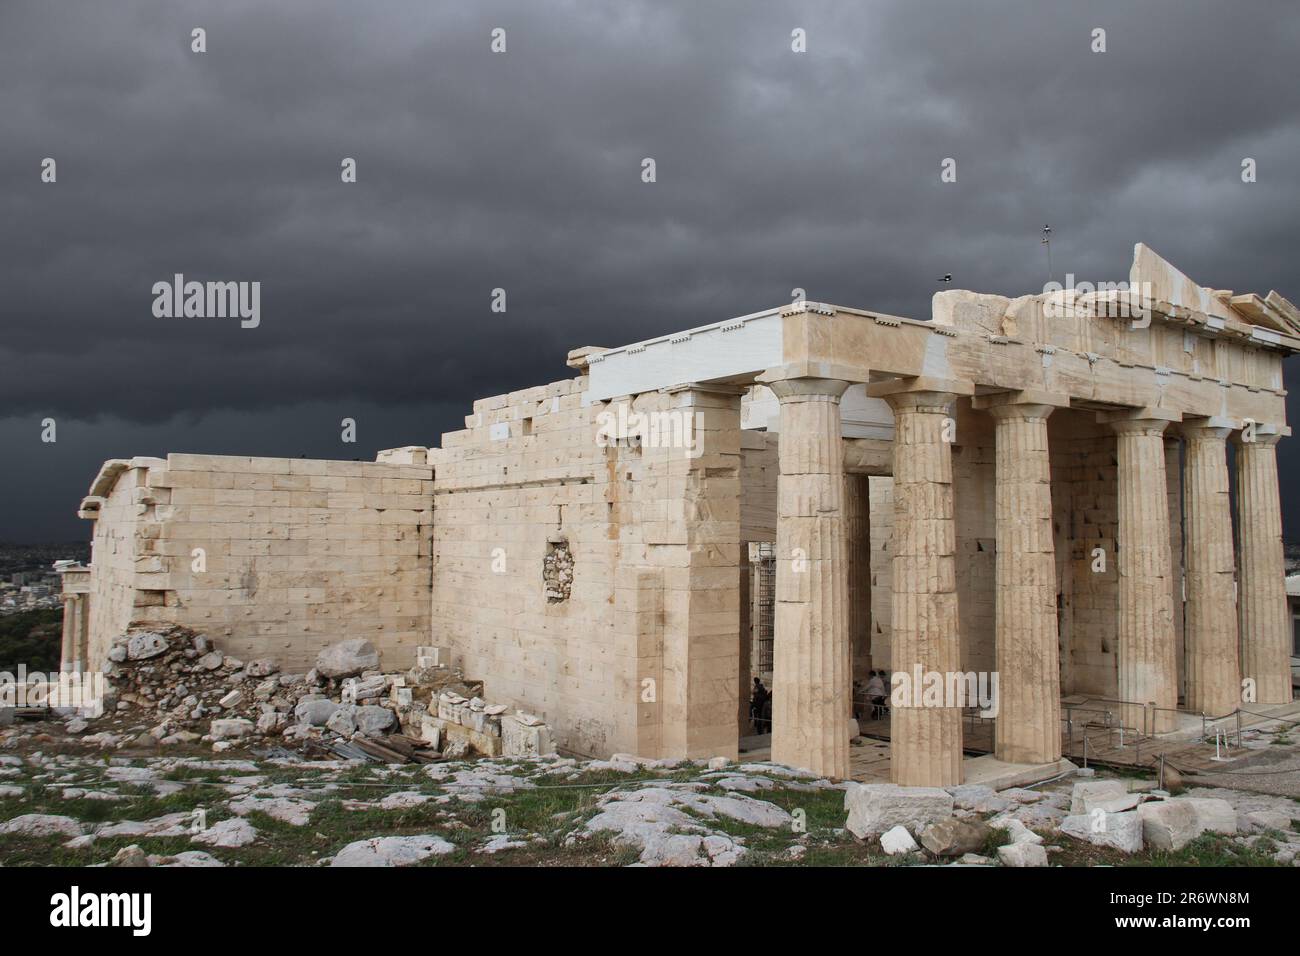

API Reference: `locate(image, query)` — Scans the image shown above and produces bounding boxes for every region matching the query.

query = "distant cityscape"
[0,542,91,616]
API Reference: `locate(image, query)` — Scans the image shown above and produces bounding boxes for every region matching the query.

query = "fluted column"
[59,593,77,673]
[1236,430,1293,704]
[1108,412,1180,734]
[885,389,962,786]
[1182,422,1240,716]
[989,401,1062,764]
[771,377,851,777]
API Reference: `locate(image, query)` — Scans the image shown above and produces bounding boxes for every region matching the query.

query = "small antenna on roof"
[1041,224,1053,283]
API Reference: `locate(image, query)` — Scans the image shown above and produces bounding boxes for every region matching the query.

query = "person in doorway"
[749,677,771,734]
[865,670,887,719]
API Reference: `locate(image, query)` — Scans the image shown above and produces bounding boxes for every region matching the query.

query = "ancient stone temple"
[62,244,1298,783]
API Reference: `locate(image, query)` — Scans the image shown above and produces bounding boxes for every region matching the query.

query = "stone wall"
[84,461,156,667]
[80,453,434,672]
[430,374,763,761]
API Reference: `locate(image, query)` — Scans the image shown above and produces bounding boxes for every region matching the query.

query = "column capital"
[864,375,974,401]
[767,377,850,403]
[1179,417,1235,442]
[971,389,1070,416]
[986,402,1058,422]
[1099,406,1180,436]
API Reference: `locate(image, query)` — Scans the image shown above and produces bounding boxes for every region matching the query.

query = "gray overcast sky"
[1,0,1298,542]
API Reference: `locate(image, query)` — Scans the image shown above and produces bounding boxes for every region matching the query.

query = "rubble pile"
[98,626,555,761]
[421,689,555,759]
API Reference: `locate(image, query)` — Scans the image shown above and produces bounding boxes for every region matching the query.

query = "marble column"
[1165,437,1186,701]
[1235,430,1293,704]
[771,378,851,778]
[1108,411,1180,734]
[1181,422,1240,716]
[989,400,1062,764]
[885,389,963,786]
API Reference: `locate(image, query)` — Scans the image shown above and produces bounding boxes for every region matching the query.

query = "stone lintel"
[1179,416,1237,439]
[1098,406,1182,432]
[970,389,1070,412]
[863,375,975,399]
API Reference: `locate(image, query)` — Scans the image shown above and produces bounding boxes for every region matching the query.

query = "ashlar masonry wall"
[429,373,754,760]
[81,453,434,671]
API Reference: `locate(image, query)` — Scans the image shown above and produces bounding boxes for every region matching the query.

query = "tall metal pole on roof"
[1042,224,1053,284]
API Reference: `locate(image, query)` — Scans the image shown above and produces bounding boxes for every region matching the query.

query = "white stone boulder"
[355,705,395,735]
[315,639,380,679]
[639,832,745,867]
[1180,798,1237,836]
[326,704,358,736]
[997,842,1048,867]
[343,675,388,703]
[209,718,254,740]
[148,851,225,867]
[1068,779,1127,814]
[1059,810,1144,853]
[191,818,259,848]
[844,783,955,839]
[879,825,919,856]
[947,784,1010,813]
[989,815,1044,845]
[0,813,83,838]
[125,631,170,660]
[228,796,314,827]
[501,715,555,756]
[1138,797,1236,851]
[330,834,455,867]
[245,659,279,678]
[294,697,338,726]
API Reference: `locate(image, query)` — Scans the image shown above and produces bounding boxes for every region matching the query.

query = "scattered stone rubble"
[842,770,1300,867]
[96,625,556,762]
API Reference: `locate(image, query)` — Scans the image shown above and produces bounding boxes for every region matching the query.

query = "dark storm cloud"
[0,0,1298,540]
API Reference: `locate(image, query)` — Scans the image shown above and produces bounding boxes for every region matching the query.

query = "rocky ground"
[4,622,1297,867]
[1,717,1298,867]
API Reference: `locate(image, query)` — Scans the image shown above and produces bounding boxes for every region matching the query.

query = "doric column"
[1106,410,1180,734]
[59,594,77,673]
[770,377,851,777]
[880,386,963,786]
[1165,436,1186,701]
[1235,429,1293,704]
[979,395,1063,765]
[1181,421,1240,716]
[845,473,873,694]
